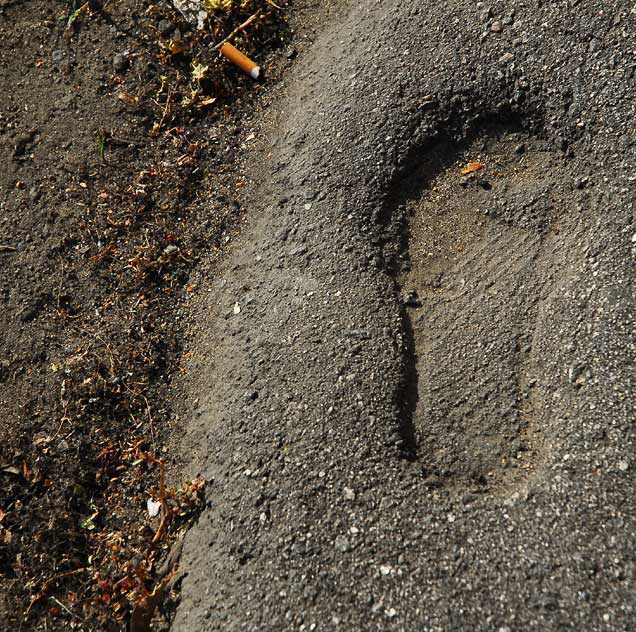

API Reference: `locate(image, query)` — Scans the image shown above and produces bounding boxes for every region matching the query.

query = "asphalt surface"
[172,1,636,630]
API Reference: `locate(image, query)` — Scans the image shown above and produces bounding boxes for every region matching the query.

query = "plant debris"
[461,161,486,175]
[0,0,292,629]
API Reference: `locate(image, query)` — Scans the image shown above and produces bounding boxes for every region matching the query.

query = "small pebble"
[343,487,356,501]
[334,535,350,553]
[491,20,503,32]
[402,289,421,308]
[113,53,129,73]
[158,19,174,36]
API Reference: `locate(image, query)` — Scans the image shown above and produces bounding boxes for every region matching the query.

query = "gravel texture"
[173,1,636,630]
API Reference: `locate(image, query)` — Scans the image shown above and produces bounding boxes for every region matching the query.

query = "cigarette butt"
[220,42,261,79]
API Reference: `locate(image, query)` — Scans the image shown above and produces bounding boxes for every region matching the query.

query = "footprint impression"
[391,127,577,493]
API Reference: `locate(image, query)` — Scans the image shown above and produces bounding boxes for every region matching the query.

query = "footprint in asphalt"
[388,126,580,493]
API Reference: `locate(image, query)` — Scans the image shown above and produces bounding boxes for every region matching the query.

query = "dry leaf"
[117,92,139,106]
[461,162,485,175]
[129,573,172,632]
[191,61,209,81]
[167,39,189,55]
[193,96,217,109]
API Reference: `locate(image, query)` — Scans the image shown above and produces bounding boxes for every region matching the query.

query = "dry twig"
[26,568,87,616]
[212,10,264,51]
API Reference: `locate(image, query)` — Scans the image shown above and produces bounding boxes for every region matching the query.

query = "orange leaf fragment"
[461,162,485,175]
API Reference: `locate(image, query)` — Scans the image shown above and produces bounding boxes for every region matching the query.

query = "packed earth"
[0,0,327,628]
[1,1,635,631]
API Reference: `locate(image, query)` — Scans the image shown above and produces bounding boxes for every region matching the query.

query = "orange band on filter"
[220,42,261,79]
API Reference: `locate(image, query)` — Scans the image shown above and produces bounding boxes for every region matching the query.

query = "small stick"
[212,11,263,52]
[108,136,143,147]
[138,393,157,455]
[150,88,173,137]
[129,571,174,632]
[0,245,16,252]
[26,568,87,615]
[49,596,85,622]
[151,458,171,546]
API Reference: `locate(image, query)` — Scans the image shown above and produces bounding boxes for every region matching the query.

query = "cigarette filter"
[220,42,261,79]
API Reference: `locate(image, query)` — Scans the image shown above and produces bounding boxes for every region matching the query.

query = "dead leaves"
[129,572,174,632]
[1,460,43,484]
[0,507,11,544]
[461,161,485,175]
[26,569,88,616]
[19,443,204,628]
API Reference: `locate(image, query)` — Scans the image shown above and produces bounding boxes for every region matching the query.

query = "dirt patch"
[0,0,300,629]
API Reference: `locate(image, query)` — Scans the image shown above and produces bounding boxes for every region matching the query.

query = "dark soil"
[5,0,636,631]
[0,0,312,629]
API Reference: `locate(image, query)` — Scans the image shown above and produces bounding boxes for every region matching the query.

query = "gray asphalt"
[172,1,636,630]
